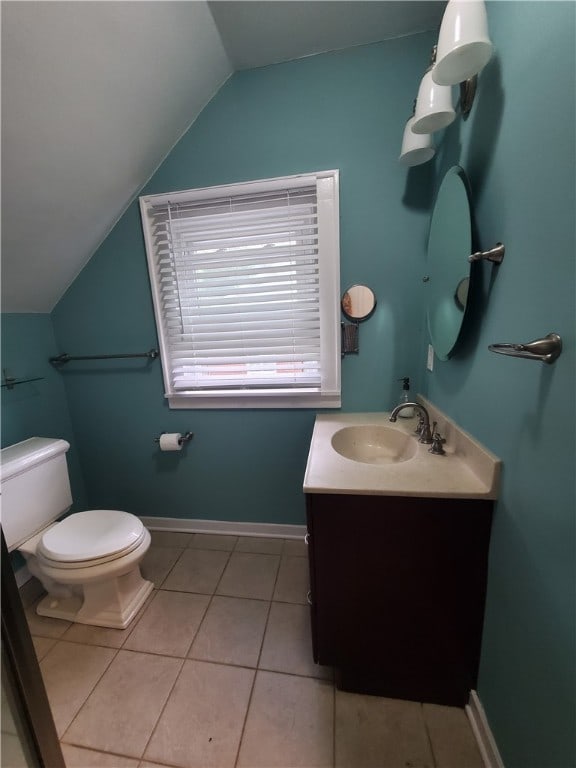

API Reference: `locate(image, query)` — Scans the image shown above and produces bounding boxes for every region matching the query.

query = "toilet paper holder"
[154,431,194,446]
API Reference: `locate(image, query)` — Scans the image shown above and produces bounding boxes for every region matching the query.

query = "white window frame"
[139,170,341,409]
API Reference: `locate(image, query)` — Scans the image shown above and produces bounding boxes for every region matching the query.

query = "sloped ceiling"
[1,0,443,313]
[209,1,444,70]
[1,1,232,313]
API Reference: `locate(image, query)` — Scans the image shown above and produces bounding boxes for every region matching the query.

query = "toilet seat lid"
[38,510,144,562]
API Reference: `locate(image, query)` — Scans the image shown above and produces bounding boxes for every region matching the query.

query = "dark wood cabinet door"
[306,493,492,706]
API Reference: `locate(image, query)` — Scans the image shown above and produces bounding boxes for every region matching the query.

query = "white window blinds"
[140,171,340,409]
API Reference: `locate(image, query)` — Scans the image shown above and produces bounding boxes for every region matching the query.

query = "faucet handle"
[414,415,425,435]
[428,422,446,455]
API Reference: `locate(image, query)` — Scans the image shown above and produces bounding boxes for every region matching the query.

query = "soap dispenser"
[397,377,414,418]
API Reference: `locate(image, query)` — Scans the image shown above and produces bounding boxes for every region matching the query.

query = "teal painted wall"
[423,3,575,767]
[51,33,436,524]
[0,313,87,510]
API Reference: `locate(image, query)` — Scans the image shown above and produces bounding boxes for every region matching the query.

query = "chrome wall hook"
[488,333,562,364]
[468,243,505,264]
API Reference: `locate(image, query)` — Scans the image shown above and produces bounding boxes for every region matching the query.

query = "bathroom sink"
[331,425,417,465]
[304,406,501,498]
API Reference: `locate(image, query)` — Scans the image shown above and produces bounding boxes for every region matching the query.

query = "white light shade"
[412,70,456,134]
[399,117,435,167]
[433,0,493,86]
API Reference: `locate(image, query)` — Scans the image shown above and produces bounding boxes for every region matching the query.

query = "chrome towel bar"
[50,349,159,366]
[488,333,562,364]
[1,371,44,389]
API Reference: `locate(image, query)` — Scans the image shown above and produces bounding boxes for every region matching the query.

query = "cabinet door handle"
[306,589,313,606]
[304,533,310,545]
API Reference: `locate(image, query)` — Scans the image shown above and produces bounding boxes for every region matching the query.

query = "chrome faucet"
[389,402,433,444]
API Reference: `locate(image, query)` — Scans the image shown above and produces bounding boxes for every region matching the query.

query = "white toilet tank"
[0,437,73,552]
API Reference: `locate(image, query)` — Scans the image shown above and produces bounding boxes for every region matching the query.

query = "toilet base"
[36,568,154,629]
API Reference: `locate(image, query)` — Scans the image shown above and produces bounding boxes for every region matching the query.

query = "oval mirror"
[341,285,376,321]
[426,166,472,360]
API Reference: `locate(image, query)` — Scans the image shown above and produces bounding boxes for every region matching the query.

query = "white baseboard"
[139,516,306,540]
[466,690,505,768]
[15,520,305,589]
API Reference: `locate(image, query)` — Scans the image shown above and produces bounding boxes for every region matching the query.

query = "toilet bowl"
[21,510,154,629]
[1,437,154,630]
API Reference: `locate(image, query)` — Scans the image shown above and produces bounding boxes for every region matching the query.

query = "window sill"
[167,393,341,410]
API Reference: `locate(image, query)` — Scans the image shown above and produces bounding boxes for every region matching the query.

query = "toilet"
[0,437,154,629]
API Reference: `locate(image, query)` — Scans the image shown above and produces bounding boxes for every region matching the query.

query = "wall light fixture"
[399,115,435,167]
[399,0,493,167]
[433,0,493,86]
[412,48,456,135]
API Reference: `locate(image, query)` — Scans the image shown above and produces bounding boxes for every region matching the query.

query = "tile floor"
[26,532,485,768]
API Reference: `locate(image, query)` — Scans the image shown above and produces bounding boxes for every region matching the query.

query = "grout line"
[172,544,234,661]
[233,656,259,768]
[188,537,239,551]
[268,596,308,606]
[158,585,274,602]
[233,548,283,768]
[137,654,186,763]
[56,641,121,744]
[207,547,234,595]
[131,547,235,661]
[148,536,193,546]
[233,540,285,556]
[30,635,58,662]
[183,593,214,659]
[49,636,334,678]
[152,546,187,589]
[179,567,226,659]
[27,628,70,642]
[42,636,120,652]
[161,546,235,594]
[215,549,281,602]
[421,701,439,768]
[332,677,336,768]
[156,582,309,607]
[257,555,283,669]
[59,740,150,765]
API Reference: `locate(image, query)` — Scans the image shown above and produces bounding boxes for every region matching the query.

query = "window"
[139,170,341,409]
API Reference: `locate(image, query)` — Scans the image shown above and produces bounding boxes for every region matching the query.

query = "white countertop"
[303,398,501,499]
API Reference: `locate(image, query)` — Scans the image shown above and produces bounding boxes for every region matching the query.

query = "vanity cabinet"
[306,492,493,707]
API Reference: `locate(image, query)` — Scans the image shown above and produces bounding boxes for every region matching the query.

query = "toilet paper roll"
[159,433,182,451]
